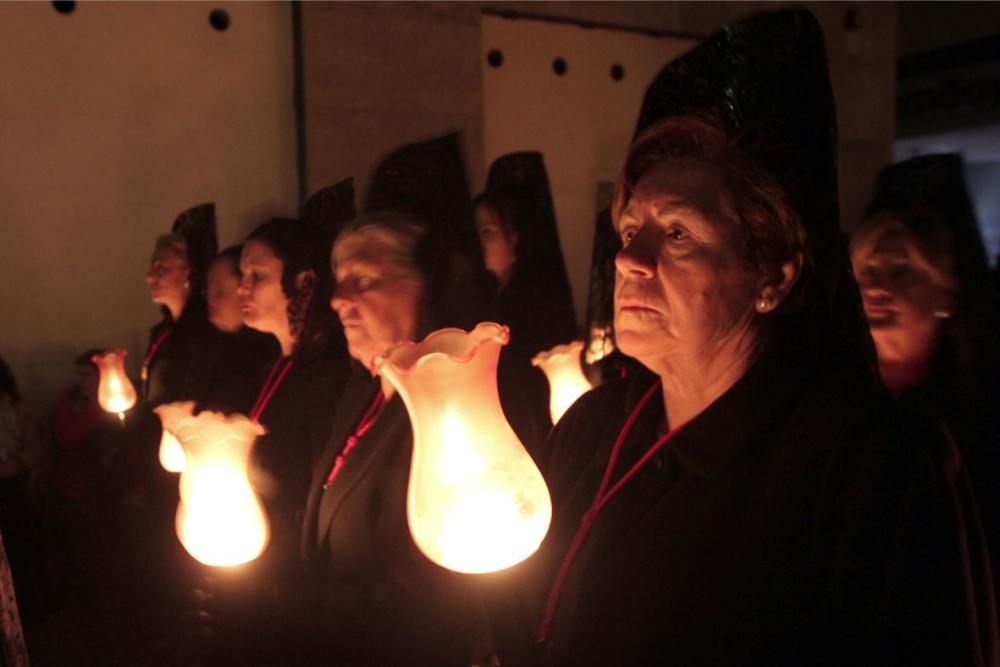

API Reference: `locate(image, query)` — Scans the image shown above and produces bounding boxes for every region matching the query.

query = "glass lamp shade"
[92,350,137,416]
[375,322,552,574]
[153,402,192,473]
[532,341,593,424]
[163,403,270,567]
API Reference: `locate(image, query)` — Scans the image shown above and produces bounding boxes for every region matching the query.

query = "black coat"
[301,373,486,666]
[207,335,350,664]
[493,343,998,666]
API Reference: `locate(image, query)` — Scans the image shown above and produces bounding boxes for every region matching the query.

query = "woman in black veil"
[141,203,217,409]
[851,153,1000,612]
[108,202,218,664]
[474,153,578,454]
[300,134,491,665]
[493,9,997,666]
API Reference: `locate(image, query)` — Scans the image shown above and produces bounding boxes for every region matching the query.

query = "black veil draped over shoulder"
[483,151,578,453]
[484,151,578,354]
[303,177,356,241]
[364,132,495,334]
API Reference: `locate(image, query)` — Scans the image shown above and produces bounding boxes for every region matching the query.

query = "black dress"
[187,325,280,416]
[300,373,487,666]
[492,341,998,666]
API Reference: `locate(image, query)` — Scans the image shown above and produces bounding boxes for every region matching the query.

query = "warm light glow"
[92,350,137,416]
[533,341,593,423]
[161,404,269,567]
[153,402,192,473]
[584,324,616,365]
[376,322,552,574]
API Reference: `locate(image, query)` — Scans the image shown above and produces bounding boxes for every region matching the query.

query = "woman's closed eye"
[338,274,375,294]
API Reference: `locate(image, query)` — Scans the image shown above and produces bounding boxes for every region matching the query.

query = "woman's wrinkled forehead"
[620,158,731,228]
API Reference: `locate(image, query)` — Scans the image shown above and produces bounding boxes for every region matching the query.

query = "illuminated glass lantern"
[165,403,270,567]
[375,322,552,574]
[532,341,593,423]
[153,402,192,473]
[92,349,137,422]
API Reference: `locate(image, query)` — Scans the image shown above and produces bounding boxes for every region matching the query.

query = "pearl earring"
[933,309,951,319]
[757,298,770,312]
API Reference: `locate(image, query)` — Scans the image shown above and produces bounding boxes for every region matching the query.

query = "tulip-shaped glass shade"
[153,402,192,473]
[532,341,593,424]
[375,322,552,574]
[164,403,270,567]
[92,350,137,418]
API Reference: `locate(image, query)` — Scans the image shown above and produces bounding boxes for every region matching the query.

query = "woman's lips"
[616,298,660,314]
[863,304,896,324]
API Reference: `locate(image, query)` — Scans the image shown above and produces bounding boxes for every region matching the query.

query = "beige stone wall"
[302,1,896,229]
[300,2,486,198]
[0,2,298,410]
[488,2,897,229]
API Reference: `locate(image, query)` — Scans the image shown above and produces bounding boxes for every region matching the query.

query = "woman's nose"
[615,229,656,279]
[235,279,249,298]
[330,287,350,313]
[857,267,889,294]
[856,269,895,305]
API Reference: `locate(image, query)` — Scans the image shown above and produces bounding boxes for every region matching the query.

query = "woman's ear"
[755,252,803,313]
[931,286,955,320]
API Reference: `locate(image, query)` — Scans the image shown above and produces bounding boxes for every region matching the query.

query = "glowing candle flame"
[533,341,593,424]
[92,350,137,417]
[161,404,269,567]
[153,402,192,473]
[375,322,552,574]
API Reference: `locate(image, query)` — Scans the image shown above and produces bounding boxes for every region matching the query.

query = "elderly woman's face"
[331,231,424,370]
[850,225,951,364]
[237,240,289,337]
[614,160,758,369]
[206,257,244,333]
[145,246,189,308]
